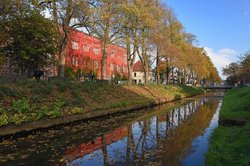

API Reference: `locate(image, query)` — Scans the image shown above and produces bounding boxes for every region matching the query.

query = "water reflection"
[0,97,221,166]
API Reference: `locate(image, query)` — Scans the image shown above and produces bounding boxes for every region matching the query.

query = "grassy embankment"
[206,87,250,166]
[0,78,204,127]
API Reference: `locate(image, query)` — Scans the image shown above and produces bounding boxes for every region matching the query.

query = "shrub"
[55,80,68,92]
[121,75,128,80]
[12,99,30,113]
[0,113,9,126]
[0,85,18,97]
[37,106,49,118]
[45,100,64,119]
[71,107,85,114]
[32,82,53,96]
[11,113,28,125]
[46,109,62,119]
[65,66,75,80]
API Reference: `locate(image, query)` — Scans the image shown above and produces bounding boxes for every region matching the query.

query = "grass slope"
[206,87,250,166]
[0,78,204,127]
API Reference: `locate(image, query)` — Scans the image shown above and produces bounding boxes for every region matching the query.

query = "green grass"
[0,78,204,127]
[206,87,250,166]
[219,87,250,121]
[206,123,250,166]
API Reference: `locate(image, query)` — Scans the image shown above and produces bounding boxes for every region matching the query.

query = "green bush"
[0,85,18,97]
[0,113,9,126]
[12,99,30,113]
[45,100,64,119]
[65,66,76,80]
[32,82,53,96]
[55,79,68,92]
[37,106,49,118]
[70,107,85,114]
[46,109,62,119]
[11,113,28,125]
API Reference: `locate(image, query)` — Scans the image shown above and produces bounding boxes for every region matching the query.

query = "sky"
[162,0,250,79]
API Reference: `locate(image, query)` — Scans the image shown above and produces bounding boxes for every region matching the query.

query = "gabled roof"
[133,60,144,72]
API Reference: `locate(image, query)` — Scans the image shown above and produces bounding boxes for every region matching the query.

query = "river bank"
[206,86,250,166]
[0,79,204,136]
[0,94,220,165]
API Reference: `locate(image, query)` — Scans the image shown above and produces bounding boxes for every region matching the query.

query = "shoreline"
[205,87,250,166]
[0,93,201,138]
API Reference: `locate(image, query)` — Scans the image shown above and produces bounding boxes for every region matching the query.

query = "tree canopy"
[0,0,57,74]
[223,51,250,85]
[0,0,221,84]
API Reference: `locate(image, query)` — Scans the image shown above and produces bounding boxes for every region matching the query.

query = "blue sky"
[162,0,250,79]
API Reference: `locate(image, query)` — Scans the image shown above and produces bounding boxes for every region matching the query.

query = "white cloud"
[204,47,238,80]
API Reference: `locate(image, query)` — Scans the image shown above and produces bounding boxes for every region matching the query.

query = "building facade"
[66,30,128,80]
[0,29,128,80]
[132,60,154,84]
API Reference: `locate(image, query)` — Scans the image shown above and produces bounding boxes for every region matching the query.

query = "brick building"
[66,30,128,80]
[0,29,128,80]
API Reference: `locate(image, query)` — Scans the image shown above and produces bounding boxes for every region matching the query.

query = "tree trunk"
[58,51,66,78]
[171,67,175,83]
[184,68,187,85]
[156,47,160,84]
[126,34,133,84]
[101,42,108,80]
[144,66,149,84]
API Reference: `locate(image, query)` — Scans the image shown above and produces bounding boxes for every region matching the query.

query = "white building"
[132,61,154,84]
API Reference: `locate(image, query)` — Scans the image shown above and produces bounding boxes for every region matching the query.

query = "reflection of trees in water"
[0,98,219,166]
[122,99,219,166]
[69,98,218,166]
[158,99,219,166]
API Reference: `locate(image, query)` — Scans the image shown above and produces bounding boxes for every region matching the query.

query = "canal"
[0,94,223,166]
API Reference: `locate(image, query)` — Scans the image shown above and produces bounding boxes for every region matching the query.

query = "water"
[0,95,222,166]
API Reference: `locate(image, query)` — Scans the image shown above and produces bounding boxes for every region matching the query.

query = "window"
[82,57,87,66]
[72,41,79,50]
[123,66,127,73]
[83,44,90,51]
[119,54,122,60]
[94,60,98,69]
[72,56,79,66]
[124,55,127,62]
[110,63,114,71]
[117,65,121,72]
[134,72,136,77]
[93,48,101,55]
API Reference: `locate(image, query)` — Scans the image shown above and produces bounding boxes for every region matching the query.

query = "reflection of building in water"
[65,127,128,162]
[64,99,217,166]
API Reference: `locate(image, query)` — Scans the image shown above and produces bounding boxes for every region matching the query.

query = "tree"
[223,63,241,85]
[119,0,141,84]
[223,51,250,85]
[240,51,250,83]
[135,0,162,84]
[38,0,91,78]
[0,0,57,75]
[88,0,124,80]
